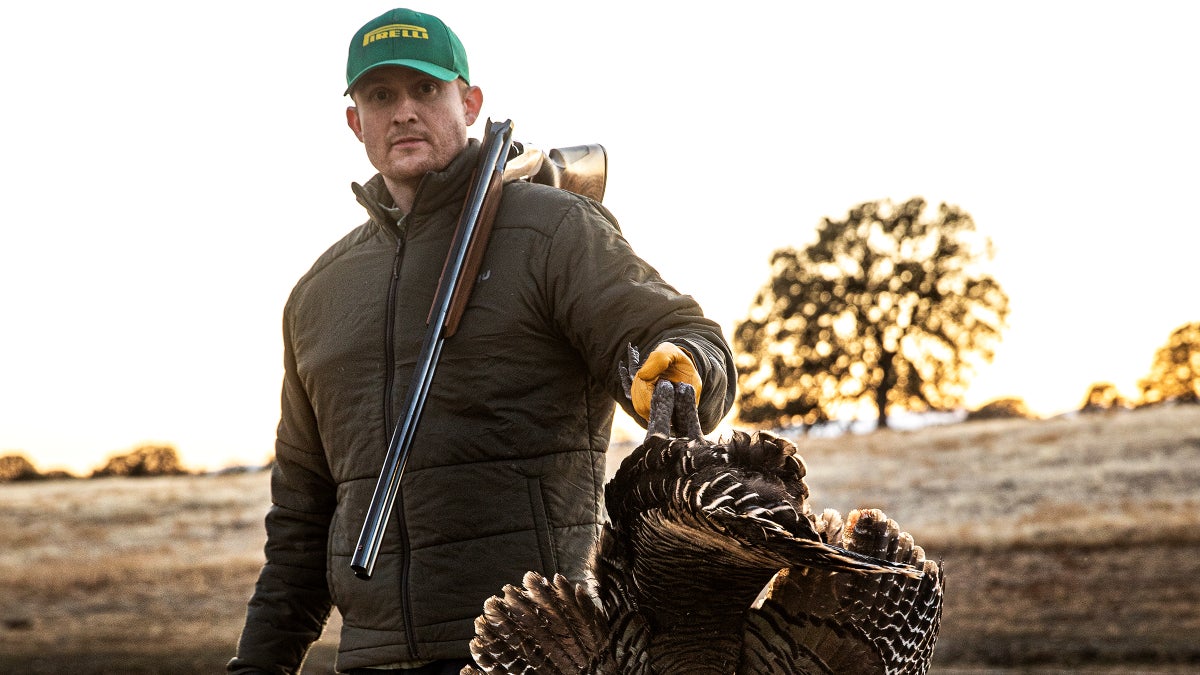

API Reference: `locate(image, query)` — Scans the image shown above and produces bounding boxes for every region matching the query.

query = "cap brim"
[345,59,460,95]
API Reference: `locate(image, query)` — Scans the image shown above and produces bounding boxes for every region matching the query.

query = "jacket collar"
[352,139,481,233]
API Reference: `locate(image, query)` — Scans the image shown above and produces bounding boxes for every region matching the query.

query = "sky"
[1,2,1197,475]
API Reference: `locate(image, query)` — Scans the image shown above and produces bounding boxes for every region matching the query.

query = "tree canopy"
[1139,322,1200,404]
[735,197,1009,429]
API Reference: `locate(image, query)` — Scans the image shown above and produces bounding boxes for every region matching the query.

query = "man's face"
[347,66,482,194]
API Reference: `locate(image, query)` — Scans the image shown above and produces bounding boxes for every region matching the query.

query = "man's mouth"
[391,136,425,149]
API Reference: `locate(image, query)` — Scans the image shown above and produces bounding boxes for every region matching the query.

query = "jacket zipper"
[384,233,421,659]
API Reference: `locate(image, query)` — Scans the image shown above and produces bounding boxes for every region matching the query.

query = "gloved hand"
[632,342,702,420]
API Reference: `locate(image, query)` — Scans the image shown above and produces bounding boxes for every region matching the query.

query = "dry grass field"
[2,404,1198,674]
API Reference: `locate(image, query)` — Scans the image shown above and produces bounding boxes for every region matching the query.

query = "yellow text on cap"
[363,24,430,46]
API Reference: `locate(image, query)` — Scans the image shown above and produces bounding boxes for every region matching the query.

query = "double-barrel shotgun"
[351,119,606,580]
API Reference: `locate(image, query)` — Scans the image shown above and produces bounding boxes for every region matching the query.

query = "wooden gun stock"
[444,142,608,336]
[503,142,608,202]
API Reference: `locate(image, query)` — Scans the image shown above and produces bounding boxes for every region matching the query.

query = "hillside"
[1,404,1198,673]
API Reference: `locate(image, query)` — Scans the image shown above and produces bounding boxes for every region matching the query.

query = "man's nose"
[392,95,419,122]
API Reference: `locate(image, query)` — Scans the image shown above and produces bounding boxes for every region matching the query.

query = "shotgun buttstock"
[504,143,608,202]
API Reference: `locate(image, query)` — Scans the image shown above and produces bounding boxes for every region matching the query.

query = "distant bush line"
[4,389,1197,483]
[0,445,272,483]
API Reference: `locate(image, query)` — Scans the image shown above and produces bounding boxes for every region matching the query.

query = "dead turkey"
[463,367,944,674]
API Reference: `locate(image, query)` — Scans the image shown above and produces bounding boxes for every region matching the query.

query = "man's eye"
[418,82,438,95]
[371,89,391,102]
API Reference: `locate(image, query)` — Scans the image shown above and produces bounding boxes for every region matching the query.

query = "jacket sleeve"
[228,304,336,675]
[544,197,736,433]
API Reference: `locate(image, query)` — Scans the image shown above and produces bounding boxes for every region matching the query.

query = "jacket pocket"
[527,476,559,573]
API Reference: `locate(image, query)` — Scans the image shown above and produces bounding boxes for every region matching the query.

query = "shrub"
[1080,382,1130,413]
[966,397,1036,421]
[0,453,43,482]
[91,445,189,478]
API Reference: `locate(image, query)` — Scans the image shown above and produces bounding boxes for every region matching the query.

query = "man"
[229,8,735,674]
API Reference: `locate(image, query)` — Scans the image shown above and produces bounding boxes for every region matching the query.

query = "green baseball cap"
[345,8,470,95]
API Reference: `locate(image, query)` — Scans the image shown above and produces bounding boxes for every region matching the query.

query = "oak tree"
[1139,322,1200,404]
[735,197,1009,429]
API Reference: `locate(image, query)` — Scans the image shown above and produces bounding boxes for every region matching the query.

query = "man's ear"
[463,86,483,126]
[346,106,364,142]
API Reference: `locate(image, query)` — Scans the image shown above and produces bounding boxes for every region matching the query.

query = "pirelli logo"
[363,23,429,46]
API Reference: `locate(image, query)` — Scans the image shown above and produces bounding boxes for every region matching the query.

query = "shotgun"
[351,119,515,580]
[350,122,609,580]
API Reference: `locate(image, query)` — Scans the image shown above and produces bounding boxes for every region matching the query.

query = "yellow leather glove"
[632,343,702,420]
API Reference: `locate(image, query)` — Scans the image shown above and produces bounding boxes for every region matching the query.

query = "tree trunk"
[876,351,896,429]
